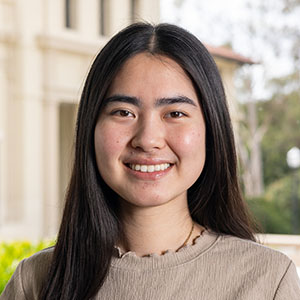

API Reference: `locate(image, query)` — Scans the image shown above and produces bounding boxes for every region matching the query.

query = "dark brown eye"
[112,110,134,117]
[119,110,130,117]
[167,111,185,118]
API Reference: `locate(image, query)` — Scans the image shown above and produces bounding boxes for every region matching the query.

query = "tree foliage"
[236,0,300,233]
[0,240,55,294]
[167,0,300,233]
[258,85,300,186]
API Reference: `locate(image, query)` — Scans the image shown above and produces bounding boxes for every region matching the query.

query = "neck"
[117,199,203,256]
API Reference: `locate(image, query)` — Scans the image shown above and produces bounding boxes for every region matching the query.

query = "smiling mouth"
[126,163,172,173]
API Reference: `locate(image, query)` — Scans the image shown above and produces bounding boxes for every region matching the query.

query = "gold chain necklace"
[175,222,195,252]
[116,222,196,257]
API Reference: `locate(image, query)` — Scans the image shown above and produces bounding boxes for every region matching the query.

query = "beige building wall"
[0,0,160,240]
[0,0,243,241]
[214,57,242,126]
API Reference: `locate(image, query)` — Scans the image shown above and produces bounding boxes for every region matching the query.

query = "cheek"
[94,124,130,161]
[171,126,205,157]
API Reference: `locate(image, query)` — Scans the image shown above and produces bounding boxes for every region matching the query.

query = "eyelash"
[111,109,135,117]
[165,111,187,118]
[110,110,187,119]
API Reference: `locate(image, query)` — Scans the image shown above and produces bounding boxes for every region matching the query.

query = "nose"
[131,115,166,152]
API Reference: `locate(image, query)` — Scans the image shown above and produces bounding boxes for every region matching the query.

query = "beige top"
[1,230,300,299]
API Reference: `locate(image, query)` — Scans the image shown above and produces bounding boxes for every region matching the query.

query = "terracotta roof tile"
[205,44,255,65]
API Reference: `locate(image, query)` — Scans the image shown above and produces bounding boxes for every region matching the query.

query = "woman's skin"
[94,53,206,256]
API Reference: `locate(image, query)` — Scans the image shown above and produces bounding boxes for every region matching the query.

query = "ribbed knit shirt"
[1,230,300,299]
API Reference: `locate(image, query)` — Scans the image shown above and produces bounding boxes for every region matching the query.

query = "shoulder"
[218,234,290,262]
[220,234,300,298]
[21,247,53,294]
[198,232,300,298]
[1,247,54,300]
[21,246,54,275]
[213,233,294,284]
[214,233,292,268]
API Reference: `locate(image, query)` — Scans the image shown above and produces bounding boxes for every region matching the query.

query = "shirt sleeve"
[274,260,300,299]
[0,260,27,300]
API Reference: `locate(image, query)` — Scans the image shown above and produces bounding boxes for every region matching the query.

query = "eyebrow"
[155,96,197,107]
[104,95,140,106]
[104,94,197,107]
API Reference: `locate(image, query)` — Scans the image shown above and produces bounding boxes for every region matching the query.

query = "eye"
[111,109,135,118]
[165,111,187,118]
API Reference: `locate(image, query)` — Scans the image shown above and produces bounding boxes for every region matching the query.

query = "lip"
[123,158,173,165]
[124,162,174,181]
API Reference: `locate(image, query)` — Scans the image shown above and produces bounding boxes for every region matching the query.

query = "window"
[131,0,139,22]
[99,0,107,36]
[65,0,77,29]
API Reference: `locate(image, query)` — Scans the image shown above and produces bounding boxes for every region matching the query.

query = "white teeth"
[140,165,147,172]
[154,165,160,171]
[129,163,171,173]
[148,165,155,172]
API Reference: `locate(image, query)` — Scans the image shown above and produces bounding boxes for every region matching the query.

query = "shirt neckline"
[110,229,220,270]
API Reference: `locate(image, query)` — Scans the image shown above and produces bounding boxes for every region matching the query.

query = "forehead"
[107,53,199,104]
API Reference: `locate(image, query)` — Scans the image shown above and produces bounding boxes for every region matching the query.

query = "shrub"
[0,240,55,294]
[247,196,291,234]
[246,173,300,234]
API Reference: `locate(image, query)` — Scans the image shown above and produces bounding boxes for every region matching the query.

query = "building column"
[107,0,131,36]
[22,93,44,239]
[0,44,7,228]
[42,100,60,239]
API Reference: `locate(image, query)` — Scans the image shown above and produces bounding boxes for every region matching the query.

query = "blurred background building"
[0,0,161,240]
[0,0,253,241]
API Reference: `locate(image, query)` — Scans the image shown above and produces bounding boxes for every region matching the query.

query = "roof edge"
[204,44,256,65]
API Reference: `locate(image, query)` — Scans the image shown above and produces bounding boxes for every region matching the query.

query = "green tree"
[258,79,300,186]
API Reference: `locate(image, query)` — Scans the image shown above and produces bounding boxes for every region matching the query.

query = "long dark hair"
[40,22,256,299]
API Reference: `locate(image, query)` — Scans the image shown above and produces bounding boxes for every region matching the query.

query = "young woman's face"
[94,53,206,208]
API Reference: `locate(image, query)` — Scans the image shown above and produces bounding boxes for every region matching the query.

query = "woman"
[2,23,300,300]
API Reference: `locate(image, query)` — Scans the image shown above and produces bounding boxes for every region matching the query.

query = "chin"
[120,197,166,208]
[118,191,185,209]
